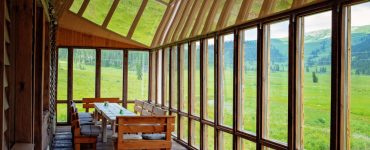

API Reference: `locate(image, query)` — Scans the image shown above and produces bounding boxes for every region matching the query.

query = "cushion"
[79,120,94,125]
[80,125,101,136]
[142,133,166,140]
[79,117,93,122]
[112,133,142,140]
[78,112,92,118]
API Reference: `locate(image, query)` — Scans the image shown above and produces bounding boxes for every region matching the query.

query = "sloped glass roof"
[66,0,323,47]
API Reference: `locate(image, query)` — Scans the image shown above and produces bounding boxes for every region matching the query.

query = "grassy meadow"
[57,60,369,149]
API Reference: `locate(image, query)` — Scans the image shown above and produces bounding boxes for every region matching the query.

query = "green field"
[56,60,369,149]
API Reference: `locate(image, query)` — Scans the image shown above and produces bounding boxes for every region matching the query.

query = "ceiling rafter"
[102,0,120,28]
[158,0,181,46]
[127,0,149,39]
[77,0,90,16]
[163,0,187,44]
[259,0,276,17]
[190,0,214,37]
[178,0,204,40]
[201,0,221,34]
[216,0,235,30]
[236,0,253,24]
[156,0,168,5]
[171,0,195,42]
[55,0,73,19]
[151,2,173,47]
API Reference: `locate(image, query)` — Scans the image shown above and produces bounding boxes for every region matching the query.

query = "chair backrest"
[82,98,120,112]
[134,100,144,114]
[141,109,152,116]
[152,107,167,116]
[116,116,175,149]
[143,102,154,112]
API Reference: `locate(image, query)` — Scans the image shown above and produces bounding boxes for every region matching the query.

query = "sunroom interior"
[1,0,369,150]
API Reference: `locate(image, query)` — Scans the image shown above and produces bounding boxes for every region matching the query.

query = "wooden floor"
[52,126,187,150]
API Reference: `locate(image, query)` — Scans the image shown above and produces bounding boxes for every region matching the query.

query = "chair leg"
[74,143,80,150]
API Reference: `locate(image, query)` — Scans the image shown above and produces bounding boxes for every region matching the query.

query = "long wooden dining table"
[94,103,136,143]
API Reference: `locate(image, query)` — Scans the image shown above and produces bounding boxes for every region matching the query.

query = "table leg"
[112,121,116,133]
[102,117,107,143]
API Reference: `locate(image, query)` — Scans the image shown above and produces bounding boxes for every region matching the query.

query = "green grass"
[56,61,369,149]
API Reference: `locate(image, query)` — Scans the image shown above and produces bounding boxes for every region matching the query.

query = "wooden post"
[67,48,73,118]
[0,0,4,148]
[95,49,101,98]
[122,51,128,107]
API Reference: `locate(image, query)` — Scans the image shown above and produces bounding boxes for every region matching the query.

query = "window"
[69,0,83,13]
[180,116,188,142]
[263,20,289,143]
[128,51,149,100]
[101,50,123,99]
[219,33,234,127]
[181,43,189,113]
[343,2,370,149]
[191,41,201,116]
[171,46,179,109]
[219,131,233,150]
[238,138,256,150]
[297,11,332,149]
[191,120,201,148]
[205,38,215,121]
[172,113,178,137]
[57,104,67,123]
[204,125,215,150]
[73,49,96,100]
[272,0,293,14]
[164,48,170,107]
[156,50,163,104]
[82,0,113,25]
[57,48,68,101]
[240,28,258,133]
[107,0,142,36]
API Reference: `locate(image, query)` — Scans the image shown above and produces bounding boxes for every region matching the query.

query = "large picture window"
[263,21,289,143]
[73,49,96,100]
[57,48,68,122]
[101,50,123,99]
[128,51,149,100]
[297,11,332,149]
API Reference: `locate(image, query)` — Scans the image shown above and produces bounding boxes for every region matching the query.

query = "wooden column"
[67,48,73,118]
[122,51,128,107]
[0,0,4,149]
[95,49,101,98]
[13,0,35,143]
[288,15,297,150]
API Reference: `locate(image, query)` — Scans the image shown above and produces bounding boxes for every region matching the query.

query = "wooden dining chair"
[152,107,167,116]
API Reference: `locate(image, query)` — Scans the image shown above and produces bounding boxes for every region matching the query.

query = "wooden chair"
[72,120,100,150]
[141,109,152,116]
[143,102,154,113]
[114,116,175,150]
[152,107,167,116]
[133,100,144,114]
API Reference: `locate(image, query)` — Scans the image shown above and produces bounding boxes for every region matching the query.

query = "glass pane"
[132,0,166,46]
[171,46,179,109]
[210,0,226,31]
[205,38,215,121]
[181,43,189,113]
[172,113,178,136]
[69,0,84,13]
[220,33,234,127]
[247,0,263,20]
[107,0,142,36]
[191,120,201,148]
[128,51,149,100]
[58,48,68,100]
[57,104,67,122]
[164,48,170,107]
[272,0,293,14]
[241,28,257,133]
[226,0,243,27]
[127,103,135,112]
[264,21,289,143]
[239,138,256,150]
[180,116,188,142]
[192,41,201,116]
[157,50,163,104]
[219,131,233,150]
[204,125,215,150]
[101,50,123,99]
[299,11,332,149]
[350,2,370,149]
[82,0,113,25]
[73,49,96,100]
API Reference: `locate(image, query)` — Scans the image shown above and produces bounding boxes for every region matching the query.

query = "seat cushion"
[142,133,166,140]
[78,112,92,118]
[79,120,94,125]
[112,133,142,140]
[80,125,101,136]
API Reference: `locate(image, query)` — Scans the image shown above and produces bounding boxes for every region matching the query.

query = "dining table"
[94,103,136,143]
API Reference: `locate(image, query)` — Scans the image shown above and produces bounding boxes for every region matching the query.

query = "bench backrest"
[143,102,154,113]
[116,116,175,149]
[82,98,120,112]
[134,100,144,114]
[152,107,166,116]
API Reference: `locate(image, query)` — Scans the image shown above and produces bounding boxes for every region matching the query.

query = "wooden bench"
[82,98,121,112]
[114,116,175,150]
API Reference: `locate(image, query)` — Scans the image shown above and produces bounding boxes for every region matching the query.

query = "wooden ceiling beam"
[157,0,181,46]
[216,0,235,30]
[55,0,73,18]
[151,3,173,47]
[179,0,204,40]
[236,0,253,24]
[102,0,120,28]
[292,0,305,8]
[127,0,149,39]
[171,0,195,43]
[163,0,187,44]
[201,0,221,34]
[77,0,90,16]
[190,0,214,37]
[156,0,168,5]
[260,0,276,17]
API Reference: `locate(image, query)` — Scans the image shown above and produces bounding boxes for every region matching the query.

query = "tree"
[312,72,318,83]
